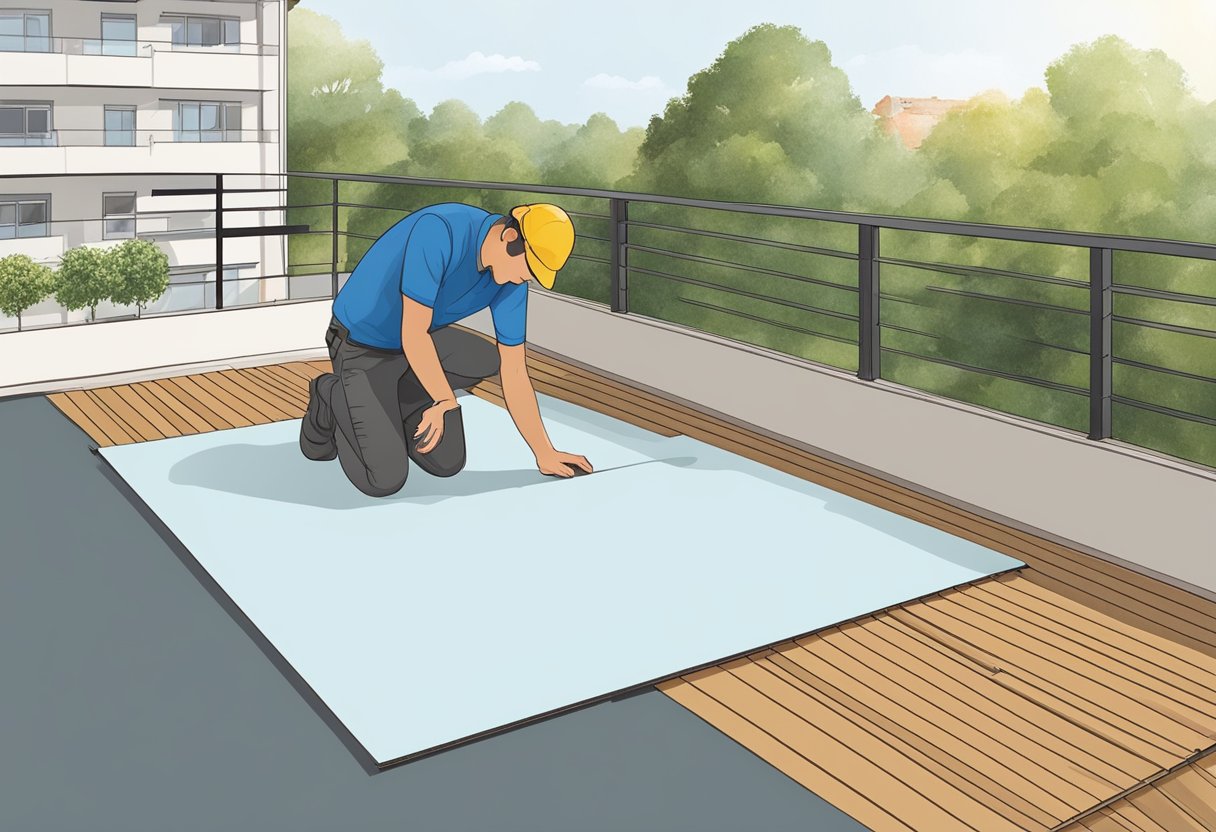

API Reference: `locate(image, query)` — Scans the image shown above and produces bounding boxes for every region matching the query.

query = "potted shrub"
[55,245,116,323]
[0,253,56,331]
[108,239,170,317]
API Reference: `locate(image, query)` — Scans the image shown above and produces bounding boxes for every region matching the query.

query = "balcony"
[0,36,277,90]
[0,131,277,175]
[2,170,1215,832]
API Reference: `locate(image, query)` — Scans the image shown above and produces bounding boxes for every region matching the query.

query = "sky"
[299,0,1216,128]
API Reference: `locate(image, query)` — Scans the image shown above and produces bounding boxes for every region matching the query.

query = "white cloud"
[392,51,541,82]
[583,73,668,92]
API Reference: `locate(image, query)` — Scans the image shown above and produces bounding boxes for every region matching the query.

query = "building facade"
[0,0,287,328]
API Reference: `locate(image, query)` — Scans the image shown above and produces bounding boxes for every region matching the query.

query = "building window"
[0,196,50,239]
[163,15,239,50]
[0,11,50,53]
[85,14,137,57]
[0,103,53,147]
[103,193,136,240]
[104,106,136,146]
[172,101,242,142]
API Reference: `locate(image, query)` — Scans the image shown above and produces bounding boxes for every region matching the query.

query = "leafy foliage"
[0,254,55,330]
[285,11,1216,466]
[54,246,115,322]
[108,239,170,315]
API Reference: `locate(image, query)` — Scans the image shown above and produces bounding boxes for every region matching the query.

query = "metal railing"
[286,170,1216,448]
[2,168,1215,467]
[0,129,278,148]
[0,35,277,57]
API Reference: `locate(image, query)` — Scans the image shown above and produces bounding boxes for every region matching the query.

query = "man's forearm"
[401,326,456,404]
[501,368,554,457]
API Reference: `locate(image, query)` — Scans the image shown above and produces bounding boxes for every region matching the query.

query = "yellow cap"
[510,203,575,290]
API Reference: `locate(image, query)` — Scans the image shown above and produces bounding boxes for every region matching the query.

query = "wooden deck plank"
[171,375,256,428]
[947,589,1216,729]
[979,578,1216,703]
[88,387,165,443]
[829,620,1140,795]
[220,368,306,418]
[121,383,194,437]
[47,392,112,446]
[210,369,299,422]
[893,601,1199,760]
[775,637,1089,819]
[684,666,967,832]
[187,373,276,425]
[156,377,236,431]
[135,380,216,434]
[94,386,172,445]
[109,385,181,439]
[657,677,917,832]
[851,617,1153,785]
[719,656,1020,831]
[67,390,137,445]
[240,365,311,408]
[760,646,1061,828]
[1159,767,1216,829]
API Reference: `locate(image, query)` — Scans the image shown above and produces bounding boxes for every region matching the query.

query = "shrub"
[0,254,56,331]
[108,239,170,316]
[54,245,116,322]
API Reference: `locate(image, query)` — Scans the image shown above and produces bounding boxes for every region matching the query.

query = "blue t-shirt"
[332,203,528,349]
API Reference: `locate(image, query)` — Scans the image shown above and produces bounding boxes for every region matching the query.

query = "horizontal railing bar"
[629,264,859,323]
[283,170,1216,261]
[924,285,1089,316]
[878,322,942,340]
[1113,356,1216,386]
[878,255,1089,289]
[151,187,286,196]
[880,346,1089,396]
[628,219,857,260]
[328,201,611,223]
[679,296,858,346]
[337,230,380,240]
[1111,394,1216,428]
[1112,314,1216,340]
[220,224,310,238]
[1112,283,1216,307]
[1016,336,1090,356]
[567,253,610,265]
[628,243,860,293]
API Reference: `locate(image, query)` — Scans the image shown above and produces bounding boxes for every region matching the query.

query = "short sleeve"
[399,214,453,307]
[489,281,528,346]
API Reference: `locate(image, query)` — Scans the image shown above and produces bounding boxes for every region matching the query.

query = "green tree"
[55,246,115,322]
[0,254,55,331]
[541,113,644,189]
[108,239,170,317]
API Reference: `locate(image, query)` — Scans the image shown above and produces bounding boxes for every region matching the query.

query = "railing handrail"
[285,169,1216,262]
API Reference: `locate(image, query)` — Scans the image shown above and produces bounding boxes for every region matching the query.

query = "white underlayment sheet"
[101,393,1021,764]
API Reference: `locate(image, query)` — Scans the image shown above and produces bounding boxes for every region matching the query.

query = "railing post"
[331,177,339,298]
[857,224,880,380]
[214,173,224,310]
[609,197,628,313]
[1089,247,1113,439]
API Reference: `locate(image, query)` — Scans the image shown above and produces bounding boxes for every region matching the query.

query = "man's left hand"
[414,399,460,454]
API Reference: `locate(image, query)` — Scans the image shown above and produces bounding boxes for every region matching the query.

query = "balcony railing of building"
[1,169,1215,472]
[0,129,278,148]
[0,34,278,57]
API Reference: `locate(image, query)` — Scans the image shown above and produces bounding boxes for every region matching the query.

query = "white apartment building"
[0,0,288,328]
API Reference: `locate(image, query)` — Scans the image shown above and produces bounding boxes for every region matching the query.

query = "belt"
[327,316,398,353]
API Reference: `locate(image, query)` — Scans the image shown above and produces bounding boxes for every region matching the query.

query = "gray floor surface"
[0,394,871,832]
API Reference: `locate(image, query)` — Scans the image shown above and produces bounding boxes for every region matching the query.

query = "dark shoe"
[300,375,337,461]
[403,403,467,478]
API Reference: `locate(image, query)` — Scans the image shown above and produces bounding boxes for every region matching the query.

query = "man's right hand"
[414,398,460,454]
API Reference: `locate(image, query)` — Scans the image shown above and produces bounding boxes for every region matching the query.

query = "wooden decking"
[46,333,1216,832]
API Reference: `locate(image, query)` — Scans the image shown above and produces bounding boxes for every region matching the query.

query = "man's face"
[489,227,535,286]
